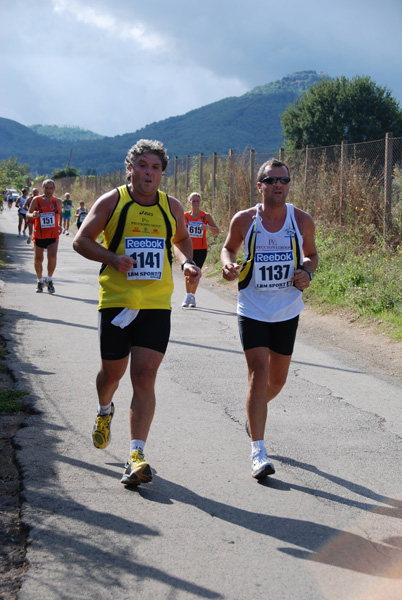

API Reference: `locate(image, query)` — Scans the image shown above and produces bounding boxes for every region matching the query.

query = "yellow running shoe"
[120,449,153,485]
[92,403,114,449]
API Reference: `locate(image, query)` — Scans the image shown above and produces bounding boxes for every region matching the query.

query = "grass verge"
[205,223,402,341]
[0,389,29,413]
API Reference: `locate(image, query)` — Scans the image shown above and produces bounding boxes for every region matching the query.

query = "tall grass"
[171,154,402,339]
[305,225,402,339]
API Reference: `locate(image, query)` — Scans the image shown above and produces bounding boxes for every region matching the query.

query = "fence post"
[186,155,190,191]
[249,148,255,206]
[278,147,285,162]
[384,132,393,237]
[340,140,348,224]
[304,145,311,210]
[199,153,204,192]
[213,152,217,200]
[228,149,234,215]
[174,156,178,198]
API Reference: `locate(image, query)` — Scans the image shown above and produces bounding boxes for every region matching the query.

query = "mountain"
[29,124,105,143]
[0,71,327,175]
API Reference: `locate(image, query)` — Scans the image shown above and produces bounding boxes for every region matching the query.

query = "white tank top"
[238,203,305,323]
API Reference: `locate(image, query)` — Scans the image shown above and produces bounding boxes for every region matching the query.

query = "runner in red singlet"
[182,192,219,307]
[26,179,62,294]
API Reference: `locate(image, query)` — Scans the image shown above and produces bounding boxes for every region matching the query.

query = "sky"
[1,0,402,138]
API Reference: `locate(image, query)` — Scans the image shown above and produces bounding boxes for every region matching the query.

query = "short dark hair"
[125,139,169,179]
[257,158,290,182]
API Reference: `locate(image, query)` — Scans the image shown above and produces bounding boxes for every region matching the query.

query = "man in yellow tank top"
[73,140,201,486]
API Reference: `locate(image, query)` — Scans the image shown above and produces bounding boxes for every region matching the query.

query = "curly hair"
[125,139,169,179]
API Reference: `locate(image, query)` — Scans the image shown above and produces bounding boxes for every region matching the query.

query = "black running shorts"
[238,314,300,356]
[193,249,207,269]
[99,308,171,360]
[35,238,57,249]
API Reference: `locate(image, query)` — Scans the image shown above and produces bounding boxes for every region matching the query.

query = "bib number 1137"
[259,264,290,281]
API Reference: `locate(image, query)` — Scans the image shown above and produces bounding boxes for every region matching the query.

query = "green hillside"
[29,124,105,142]
[0,71,327,175]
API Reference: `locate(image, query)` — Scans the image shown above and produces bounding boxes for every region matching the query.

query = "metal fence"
[55,133,402,239]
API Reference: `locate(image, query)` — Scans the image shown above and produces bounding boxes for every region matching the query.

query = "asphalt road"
[1,207,402,600]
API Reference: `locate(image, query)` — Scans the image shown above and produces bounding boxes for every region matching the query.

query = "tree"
[0,157,30,190]
[281,75,402,149]
[51,166,79,179]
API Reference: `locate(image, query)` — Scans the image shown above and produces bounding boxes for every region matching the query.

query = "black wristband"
[181,259,196,271]
[304,269,313,281]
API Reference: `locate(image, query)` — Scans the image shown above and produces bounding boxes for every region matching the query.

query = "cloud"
[1,0,402,137]
[52,0,169,52]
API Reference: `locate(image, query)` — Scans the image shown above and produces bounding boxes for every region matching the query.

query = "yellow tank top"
[98,185,177,310]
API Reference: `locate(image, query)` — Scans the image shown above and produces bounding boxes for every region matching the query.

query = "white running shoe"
[188,294,196,307]
[251,452,275,479]
[182,293,191,307]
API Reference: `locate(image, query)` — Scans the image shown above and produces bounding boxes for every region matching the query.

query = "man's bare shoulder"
[294,206,315,234]
[93,188,119,210]
[231,206,257,226]
[166,195,184,217]
[85,188,120,225]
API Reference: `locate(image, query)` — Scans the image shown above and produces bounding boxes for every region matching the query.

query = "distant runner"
[26,179,62,294]
[16,189,29,237]
[62,193,73,235]
[182,192,219,308]
[24,188,39,244]
[75,201,87,229]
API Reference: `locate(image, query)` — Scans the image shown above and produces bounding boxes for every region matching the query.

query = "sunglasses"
[260,176,291,185]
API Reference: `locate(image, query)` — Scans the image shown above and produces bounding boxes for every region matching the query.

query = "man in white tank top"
[221,158,318,480]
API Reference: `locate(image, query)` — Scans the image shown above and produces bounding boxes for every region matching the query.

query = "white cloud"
[52,0,169,51]
[1,0,402,137]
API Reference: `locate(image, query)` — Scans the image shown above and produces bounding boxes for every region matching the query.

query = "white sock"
[98,401,112,415]
[38,278,43,283]
[130,439,145,454]
[251,440,266,456]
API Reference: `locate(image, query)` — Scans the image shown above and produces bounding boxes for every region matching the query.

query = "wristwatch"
[181,259,196,271]
[304,269,313,281]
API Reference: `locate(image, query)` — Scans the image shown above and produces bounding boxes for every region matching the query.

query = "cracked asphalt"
[1,207,402,600]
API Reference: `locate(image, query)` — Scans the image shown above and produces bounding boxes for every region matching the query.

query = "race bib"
[40,212,55,228]
[254,250,295,290]
[188,220,203,238]
[125,237,165,281]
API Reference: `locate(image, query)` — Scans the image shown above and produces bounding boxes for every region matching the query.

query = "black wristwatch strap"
[181,259,196,271]
[304,269,313,281]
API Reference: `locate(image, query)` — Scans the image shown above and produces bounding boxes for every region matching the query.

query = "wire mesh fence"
[53,134,402,244]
